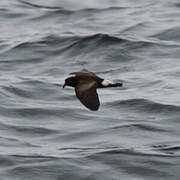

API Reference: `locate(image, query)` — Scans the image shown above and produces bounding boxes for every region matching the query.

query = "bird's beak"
[63,84,66,88]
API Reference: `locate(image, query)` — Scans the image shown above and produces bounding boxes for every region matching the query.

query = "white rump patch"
[102,79,115,86]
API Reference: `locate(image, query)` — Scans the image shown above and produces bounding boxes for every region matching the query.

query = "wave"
[18,0,63,10]
[2,85,34,99]
[40,33,170,49]
[106,98,180,115]
[1,80,64,103]
[88,147,176,158]
[151,142,180,156]
[19,0,127,12]
[0,122,58,136]
[1,32,172,59]
[0,105,75,119]
[108,123,166,132]
[152,144,180,152]
[153,27,180,42]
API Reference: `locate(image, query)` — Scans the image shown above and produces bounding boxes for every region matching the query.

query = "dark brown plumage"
[63,70,122,111]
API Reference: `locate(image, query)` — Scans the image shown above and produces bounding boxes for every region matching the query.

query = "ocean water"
[0,0,180,179]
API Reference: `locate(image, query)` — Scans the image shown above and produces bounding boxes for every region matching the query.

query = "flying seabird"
[63,70,122,111]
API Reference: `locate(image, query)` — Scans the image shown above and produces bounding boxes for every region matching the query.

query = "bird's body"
[63,70,122,111]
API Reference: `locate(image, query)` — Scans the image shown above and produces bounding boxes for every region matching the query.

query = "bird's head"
[63,77,77,88]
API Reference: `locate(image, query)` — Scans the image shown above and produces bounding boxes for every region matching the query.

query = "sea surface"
[0,0,180,179]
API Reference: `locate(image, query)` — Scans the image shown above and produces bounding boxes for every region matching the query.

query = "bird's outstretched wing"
[75,80,100,111]
[70,70,97,78]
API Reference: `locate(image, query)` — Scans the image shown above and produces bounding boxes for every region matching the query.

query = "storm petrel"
[63,70,122,111]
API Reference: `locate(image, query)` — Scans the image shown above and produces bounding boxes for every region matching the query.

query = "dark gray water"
[1,0,180,179]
